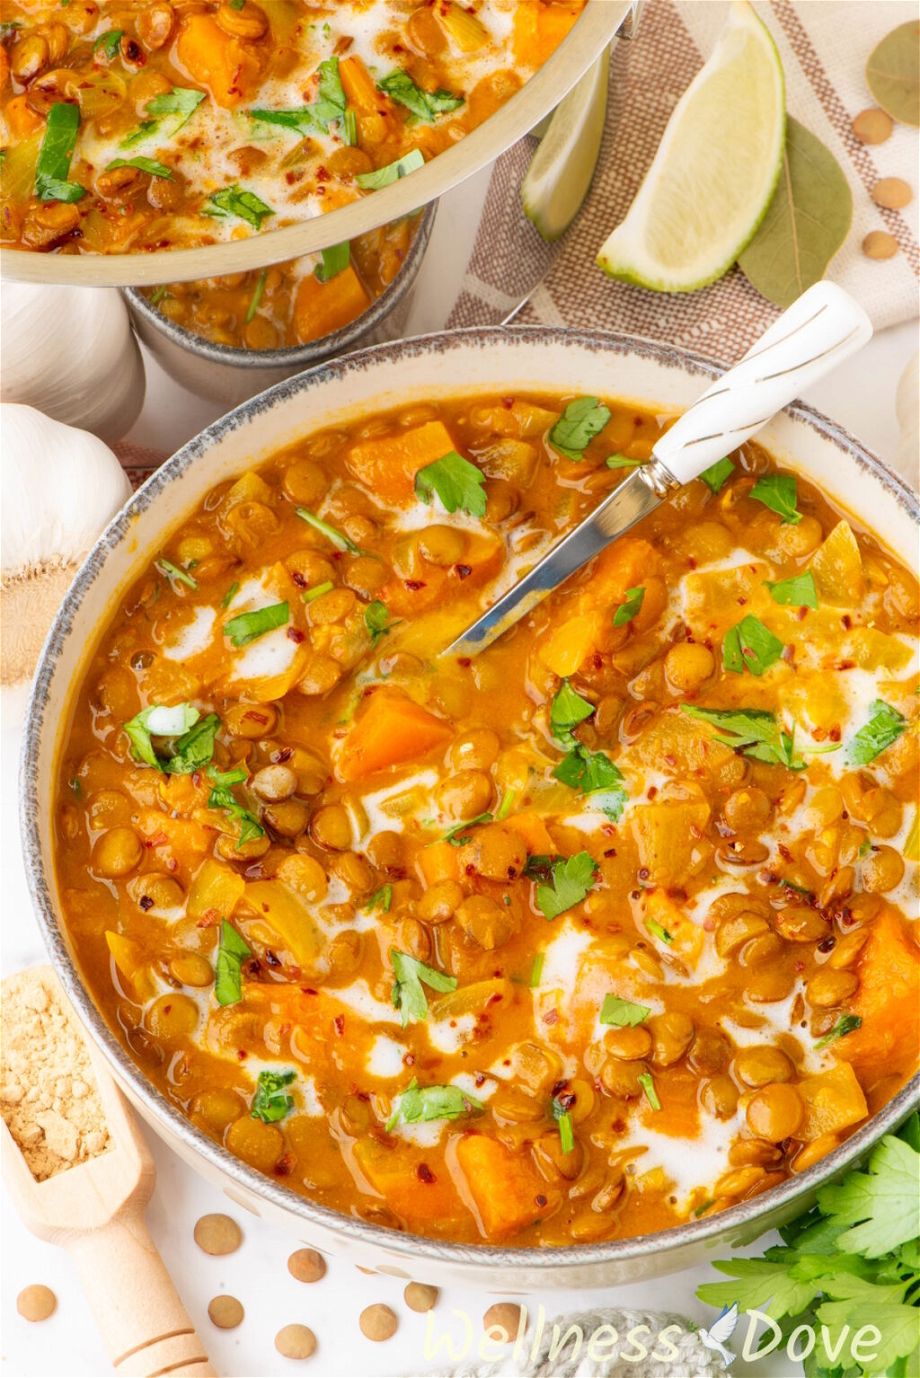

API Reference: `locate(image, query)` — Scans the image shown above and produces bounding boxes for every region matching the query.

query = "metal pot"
[22,327,919,1289]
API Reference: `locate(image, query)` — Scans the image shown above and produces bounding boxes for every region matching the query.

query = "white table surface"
[2,318,916,1378]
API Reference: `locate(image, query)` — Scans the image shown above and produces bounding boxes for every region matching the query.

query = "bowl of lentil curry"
[123,200,436,406]
[0,0,628,286]
[23,328,919,1288]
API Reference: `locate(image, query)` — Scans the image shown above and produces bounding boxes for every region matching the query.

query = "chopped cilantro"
[155,557,196,589]
[386,1078,482,1131]
[414,450,486,517]
[367,885,393,912]
[548,397,611,460]
[766,570,818,608]
[123,703,207,772]
[364,600,392,645]
[443,813,493,845]
[315,241,350,282]
[244,269,267,323]
[551,1098,575,1154]
[534,851,598,921]
[204,184,274,231]
[848,699,907,766]
[214,920,251,1007]
[638,1072,661,1110]
[224,601,289,647]
[250,1069,295,1123]
[606,455,644,470]
[378,70,463,121]
[600,995,651,1027]
[295,507,361,554]
[106,155,172,179]
[303,580,334,603]
[120,87,204,148]
[553,745,626,821]
[390,949,457,1026]
[93,28,123,59]
[35,103,86,203]
[355,148,424,189]
[699,457,735,494]
[549,679,594,746]
[722,614,784,676]
[681,704,803,769]
[815,1014,862,1049]
[206,764,264,848]
[750,473,802,524]
[221,582,240,609]
[646,918,673,944]
[613,585,644,627]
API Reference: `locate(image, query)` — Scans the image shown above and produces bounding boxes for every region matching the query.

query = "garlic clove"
[0,283,145,442]
[1,404,133,689]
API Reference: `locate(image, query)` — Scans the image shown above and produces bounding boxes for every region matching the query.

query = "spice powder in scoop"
[1,968,112,1180]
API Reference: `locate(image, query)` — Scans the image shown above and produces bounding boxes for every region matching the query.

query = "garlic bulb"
[0,283,145,442]
[1,404,133,689]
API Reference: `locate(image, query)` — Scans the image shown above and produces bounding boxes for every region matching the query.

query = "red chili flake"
[782,644,795,663]
[316,166,330,182]
[459,657,472,668]
[603,848,618,858]
[778,844,794,863]
[637,867,650,881]
[273,746,294,763]
[738,596,748,606]
[473,1072,486,1086]
[291,571,307,588]
[139,895,154,911]
[123,39,144,63]
[333,1014,345,1036]
[837,659,856,670]
[265,949,282,969]
[797,606,809,621]
[841,614,852,630]
[647,785,658,800]
[243,710,270,724]
[301,987,319,996]
[542,1009,560,1025]
[237,1049,248,1060]
[535,1194,548,1208]
[287,627,306,643]
[417,1163,435,1184]
[501,396,515,409]
[829,725,842,742]
[817,935,836,953]
[455,564,473,579]
[275,1153,295,1177]
[404,579,426,590]
[244,863,264,879]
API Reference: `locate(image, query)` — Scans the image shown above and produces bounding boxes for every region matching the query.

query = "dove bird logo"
[699,1303,739,1367]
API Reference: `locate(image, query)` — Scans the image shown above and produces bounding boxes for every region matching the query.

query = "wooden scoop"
[2,967,215,1378]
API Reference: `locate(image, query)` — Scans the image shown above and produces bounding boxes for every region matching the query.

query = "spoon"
[445,281,872,657]
[2,966,216,1378]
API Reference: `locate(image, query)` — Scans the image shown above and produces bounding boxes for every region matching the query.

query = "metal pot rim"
[0,1,630,289]
[22,324,920,1274]
[122,200,437,371]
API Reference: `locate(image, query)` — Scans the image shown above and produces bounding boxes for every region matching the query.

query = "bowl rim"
[22,324,920,1272]
[0,0,629,289]
[122,201,437,371]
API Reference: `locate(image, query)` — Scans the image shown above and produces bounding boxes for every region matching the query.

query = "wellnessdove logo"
[698,1303,739,1367]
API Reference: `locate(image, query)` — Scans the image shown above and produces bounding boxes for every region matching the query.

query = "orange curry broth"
[0,0,585,254]
[55,392,920,1247]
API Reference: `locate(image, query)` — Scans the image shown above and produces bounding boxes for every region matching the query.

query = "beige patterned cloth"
[460,0,920,362]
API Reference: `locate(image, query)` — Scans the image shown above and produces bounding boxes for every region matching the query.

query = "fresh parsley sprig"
[414,450,487,517]
[548,397,611,461]
[390,949,457,1026]
[533,851,598,921]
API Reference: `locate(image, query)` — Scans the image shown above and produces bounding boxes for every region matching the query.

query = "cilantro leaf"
[245,269,267,323]
[163,712,220,775]
[355,148,424,189]
[378,70,463,121]
[549,679,594,745]
[606,455,644,470]
[551,1095,575,1153]
[302,580,333,604]
[815,1013,862,1049]
[315,242,349,283]
[224,601,289,647]
[766,571,819,608]
[722,614,785,676]
[548,397,611,460]
[155,556,196,589]
[206,764,265,849]
[204,184,274,230]
[699,456,735,494]
[443,813,493,845]
[613,585,644,627]
[697,1258,821,1321]
[215,920,251,1007]
[534,851,597,921]
[93,28,123,59]
[107,155,172,179]
[367,884,393,912]
[390,949,457,1026]
[120,87,204,148]
[638,1072,661,1110]
[414,451,486,517]
[751,473,802,524]
[313,55,348,128]
[848,699,907,766]
[681,704,803,769]
[250,1069,295,1123]
[123,703,201,771]
[386,1078,482,1131]
[250,107,322,137]
[364,600,392,645]
[295,506,361,554]
[35,103,86,203]
[819,1135,920,1258]
[553,745,626,820]
[816,1277,920,1374]
[600,995,651,1027]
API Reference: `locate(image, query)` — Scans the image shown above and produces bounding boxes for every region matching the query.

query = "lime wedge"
[597,0,785,292]
[522,47,610,243]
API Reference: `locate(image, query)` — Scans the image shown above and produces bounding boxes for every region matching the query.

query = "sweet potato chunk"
[797,1063,868,1141]
[176,15,261,107]
[338,691,453,780]
[455,1134,559,1239]
[293,265,371,344]
[346,420,457,505]
[836,908,920,1077]
[355,1139,462,1228]
[630,794,710,885]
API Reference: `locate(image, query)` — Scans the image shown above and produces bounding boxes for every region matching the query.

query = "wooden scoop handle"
[66,1204,215,1377]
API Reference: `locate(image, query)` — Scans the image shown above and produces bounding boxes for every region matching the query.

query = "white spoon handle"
[650,282,873,487]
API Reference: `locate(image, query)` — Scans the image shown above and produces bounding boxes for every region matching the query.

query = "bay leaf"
[737,117,852,309]
[866,21,919,127]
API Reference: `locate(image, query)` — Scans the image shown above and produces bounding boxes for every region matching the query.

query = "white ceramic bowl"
[23,328,920,1289]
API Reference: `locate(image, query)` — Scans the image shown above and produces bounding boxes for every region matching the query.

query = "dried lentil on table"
[193,1213,242,1256]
